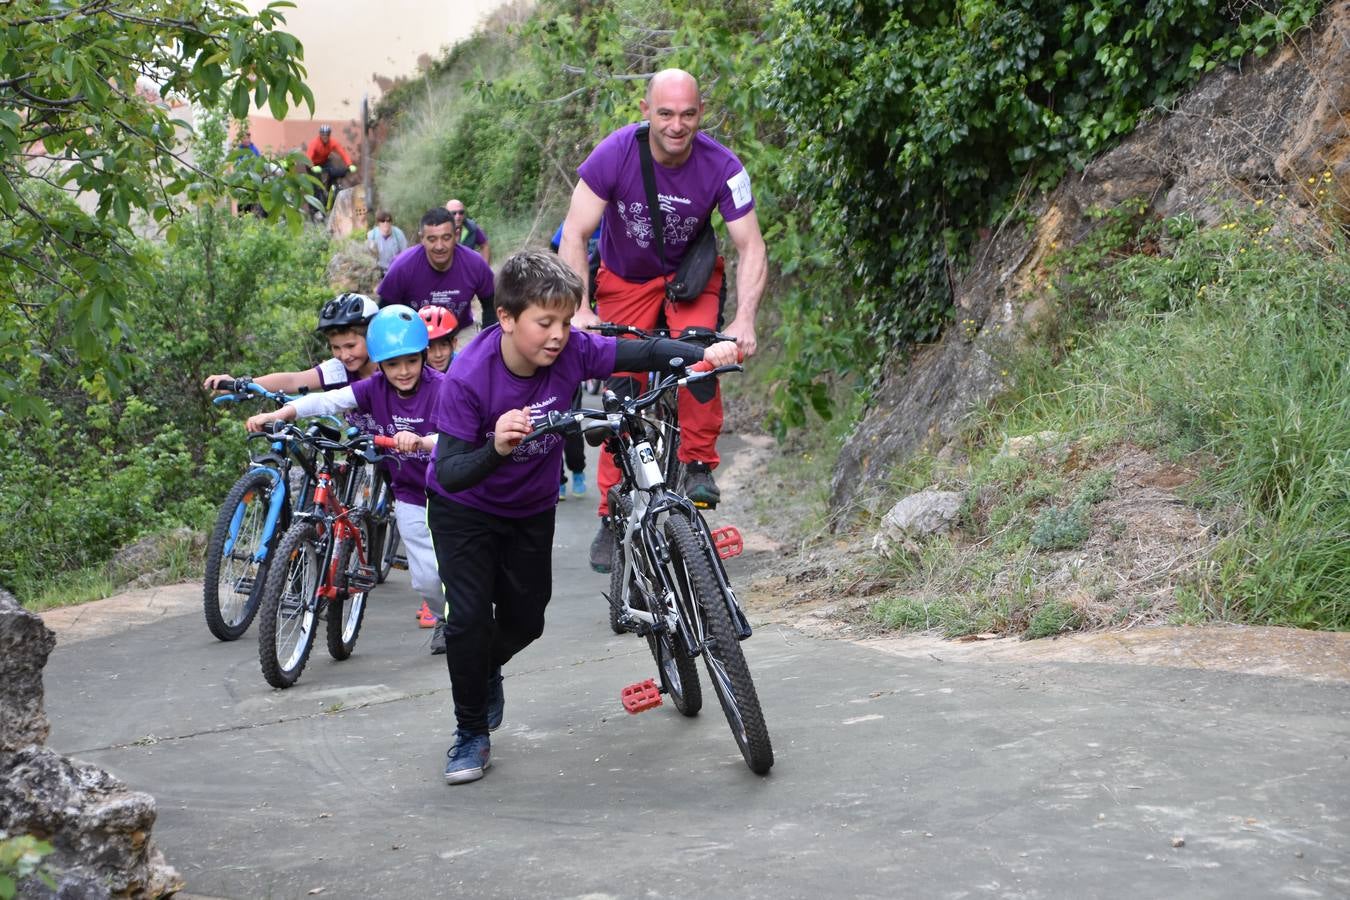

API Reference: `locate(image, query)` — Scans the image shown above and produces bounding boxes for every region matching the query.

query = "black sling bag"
[635,122,719,303]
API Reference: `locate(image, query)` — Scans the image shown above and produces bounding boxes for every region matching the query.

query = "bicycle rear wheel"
[665,515,772,773]
[369,476,399,583]
[203,468,278,641]
[257,519,325,688]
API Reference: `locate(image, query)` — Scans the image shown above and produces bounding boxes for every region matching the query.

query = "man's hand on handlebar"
[571,304,601,332]
[720,318,758,358]
[493,407,533,455]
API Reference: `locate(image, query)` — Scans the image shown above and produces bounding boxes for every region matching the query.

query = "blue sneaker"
[487,667,504,731]
[444,730,491,784]
[571,471,586,496]
[558,481,567,502]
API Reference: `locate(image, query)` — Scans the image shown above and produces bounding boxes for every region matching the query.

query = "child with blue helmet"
[246,305,450,654]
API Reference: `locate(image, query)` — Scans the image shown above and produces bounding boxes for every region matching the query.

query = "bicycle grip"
[373,435,397,449]
[689,348,745,373]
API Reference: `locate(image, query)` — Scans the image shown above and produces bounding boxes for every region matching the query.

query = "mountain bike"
[527,363,773,775]
[255,423,395,688]
[588,322,738,633]
[203,380,323,642]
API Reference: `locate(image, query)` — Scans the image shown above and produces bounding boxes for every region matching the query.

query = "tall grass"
[993,209,1349,629]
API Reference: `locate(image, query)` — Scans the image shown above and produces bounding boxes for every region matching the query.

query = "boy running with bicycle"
[244,306,451,654]
[427,249,737,784]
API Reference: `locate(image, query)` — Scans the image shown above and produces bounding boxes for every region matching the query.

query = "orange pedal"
[621,679,663,714]
[711,526,743,559]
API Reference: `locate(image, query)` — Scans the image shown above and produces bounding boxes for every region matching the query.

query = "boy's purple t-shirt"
[426,325,617,518]
[376,244,494,327]
[577,122,755,282]
[347,367,445,505]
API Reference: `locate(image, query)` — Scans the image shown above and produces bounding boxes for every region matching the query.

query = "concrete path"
[41,483,1350,899]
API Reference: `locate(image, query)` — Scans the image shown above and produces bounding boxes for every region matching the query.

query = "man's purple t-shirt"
[426,325,617,518]
[376,244,494,328]
[577,122,755,282]
[346,367,445,505]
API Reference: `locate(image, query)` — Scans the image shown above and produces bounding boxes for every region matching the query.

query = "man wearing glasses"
[444,199,491,265]
[377,207,494,340]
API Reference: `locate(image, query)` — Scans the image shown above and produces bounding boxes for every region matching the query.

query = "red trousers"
[595,258,725,516]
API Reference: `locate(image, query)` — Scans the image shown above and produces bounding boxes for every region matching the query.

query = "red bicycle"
[255,423,396,688]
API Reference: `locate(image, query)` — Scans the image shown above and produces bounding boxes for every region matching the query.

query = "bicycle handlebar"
[211,378,298,407]
[586,322,736,346]
[259,420,397,461]
[522,363,742,444]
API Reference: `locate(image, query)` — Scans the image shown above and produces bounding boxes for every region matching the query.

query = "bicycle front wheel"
[257,520,325,688]
[203,468,277,641]
[665,515,773,774]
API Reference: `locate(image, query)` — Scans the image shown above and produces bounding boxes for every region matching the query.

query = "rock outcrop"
[830,1,1350,519]
[0,590,181,898]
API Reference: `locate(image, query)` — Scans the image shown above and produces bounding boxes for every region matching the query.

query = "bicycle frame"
[298,448,372,603]
[600,373,752,650]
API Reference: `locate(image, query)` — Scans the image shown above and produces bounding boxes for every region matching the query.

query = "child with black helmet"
[203,293,379,394]
[245,305,449,654]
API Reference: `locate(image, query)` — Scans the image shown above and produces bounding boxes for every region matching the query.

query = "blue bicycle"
[203,380,327,641]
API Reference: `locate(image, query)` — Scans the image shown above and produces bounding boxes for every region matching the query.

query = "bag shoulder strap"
[634,123,670,276]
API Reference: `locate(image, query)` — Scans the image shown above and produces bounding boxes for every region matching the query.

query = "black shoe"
[683,461,720,507]
[430,622,446,655]
[589,523,614,574]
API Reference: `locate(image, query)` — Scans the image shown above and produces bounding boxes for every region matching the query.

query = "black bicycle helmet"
[317,293,378,332]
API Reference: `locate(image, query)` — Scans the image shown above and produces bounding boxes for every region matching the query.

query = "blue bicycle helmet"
[366,305,429,362]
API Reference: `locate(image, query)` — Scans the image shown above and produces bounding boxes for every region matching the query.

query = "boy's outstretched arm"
[611,338,740,373]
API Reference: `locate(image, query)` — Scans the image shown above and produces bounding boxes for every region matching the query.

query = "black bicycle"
[528,363,773,775]
[587,322,736,633]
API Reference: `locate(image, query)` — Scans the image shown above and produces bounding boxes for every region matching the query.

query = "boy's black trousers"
[427,494,556,735]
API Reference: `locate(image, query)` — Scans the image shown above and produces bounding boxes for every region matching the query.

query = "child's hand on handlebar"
[246,411,280,433]
[701,341,742,367]
[391,430,424,454]
[493,407,533,455]
[203,373,236,393]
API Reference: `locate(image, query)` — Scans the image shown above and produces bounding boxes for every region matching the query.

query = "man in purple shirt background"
[561,67,768,572]
[377,207,495,339]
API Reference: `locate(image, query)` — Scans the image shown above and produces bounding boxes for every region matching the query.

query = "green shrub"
[762,0,1321,425]
[1,209,332,603]
[1029,502,1091,551]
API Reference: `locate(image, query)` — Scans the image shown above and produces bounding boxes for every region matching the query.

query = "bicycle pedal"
[392,554,408,570]
[711,526,743,559]
[349,566,377,592]
[620,679,663,714]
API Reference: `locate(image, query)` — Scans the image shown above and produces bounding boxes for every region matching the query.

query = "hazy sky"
[243,0,513,118]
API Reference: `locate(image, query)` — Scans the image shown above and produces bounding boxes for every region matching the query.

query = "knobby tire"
[257,519,325,688]
[665,515,773,774]
[203,468,278,641]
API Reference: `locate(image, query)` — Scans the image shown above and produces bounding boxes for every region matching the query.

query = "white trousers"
[393,499,441,606]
